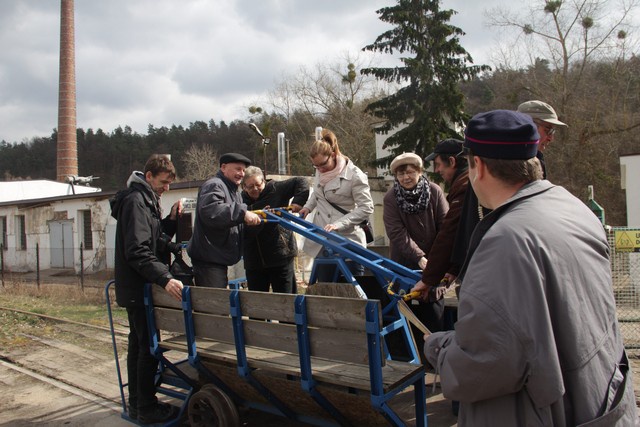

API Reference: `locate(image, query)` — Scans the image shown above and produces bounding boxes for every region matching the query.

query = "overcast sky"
[0,0,637,144]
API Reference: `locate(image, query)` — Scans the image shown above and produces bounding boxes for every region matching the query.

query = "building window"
[80,210,93,250]
[0,216,6,250]
[16,215,26,250]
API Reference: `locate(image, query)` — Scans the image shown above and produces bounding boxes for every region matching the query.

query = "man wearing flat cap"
[423,110,636,426]
[518,100,568,178]
[188,152,262,288]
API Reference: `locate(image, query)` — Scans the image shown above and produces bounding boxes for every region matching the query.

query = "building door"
[50,221,74,268]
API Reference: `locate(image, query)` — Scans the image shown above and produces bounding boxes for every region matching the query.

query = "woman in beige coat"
[299,129,374,281]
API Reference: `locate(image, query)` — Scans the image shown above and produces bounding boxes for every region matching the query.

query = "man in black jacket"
[110,154,183,424]
[242,166,309,293]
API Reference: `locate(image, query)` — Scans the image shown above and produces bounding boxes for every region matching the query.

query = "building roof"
[0,180,101,203]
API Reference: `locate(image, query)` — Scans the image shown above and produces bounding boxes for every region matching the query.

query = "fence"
[609,227,640,348]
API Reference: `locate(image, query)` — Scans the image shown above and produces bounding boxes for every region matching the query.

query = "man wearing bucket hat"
[517,100,568,178]
[423,110,635,426]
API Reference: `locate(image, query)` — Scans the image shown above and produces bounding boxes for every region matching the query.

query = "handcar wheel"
[199,384,240,427]
[188,388,226,427]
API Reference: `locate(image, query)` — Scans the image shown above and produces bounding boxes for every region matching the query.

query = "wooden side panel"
[154,307,185,333]
[188,287,232,316]
[151,284,182,309]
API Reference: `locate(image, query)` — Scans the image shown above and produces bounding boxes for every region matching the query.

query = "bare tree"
[266,53,392,174]
[486,0,639,109]
[480,0,640,224]
[181,144,217,181]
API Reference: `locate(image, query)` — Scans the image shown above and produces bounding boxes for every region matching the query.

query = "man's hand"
[290,203,303,213]
[411,280,429,301]
[169,199,183,220]
[418,257,428,270]
[165,278,183,301]
[244,210,262,226]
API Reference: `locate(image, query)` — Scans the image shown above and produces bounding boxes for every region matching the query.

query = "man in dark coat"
[110,154,183,424]
[412,139,468,321]
[187,153,261,288]
[241,166,309,293]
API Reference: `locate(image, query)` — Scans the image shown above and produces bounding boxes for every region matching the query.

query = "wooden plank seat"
[146,284,427,427]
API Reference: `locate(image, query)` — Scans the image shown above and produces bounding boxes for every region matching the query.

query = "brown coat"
[421,169,469,286]
[383,181,448,269]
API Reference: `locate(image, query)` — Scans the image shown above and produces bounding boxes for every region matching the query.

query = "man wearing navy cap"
[423,110,635,426]
[188,153,262,288]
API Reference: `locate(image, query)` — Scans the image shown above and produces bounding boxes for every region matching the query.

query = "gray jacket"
[302,158,374,257]
[425,180,637,426]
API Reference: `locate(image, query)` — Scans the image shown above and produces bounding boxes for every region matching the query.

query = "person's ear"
[145,171,153,182]
[474,156,486,179]
[448,156,456,167]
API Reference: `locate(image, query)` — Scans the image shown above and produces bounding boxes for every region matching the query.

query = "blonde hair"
[309,129,342,158]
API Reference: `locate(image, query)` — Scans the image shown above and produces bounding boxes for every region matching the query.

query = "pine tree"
[362,0,489,165]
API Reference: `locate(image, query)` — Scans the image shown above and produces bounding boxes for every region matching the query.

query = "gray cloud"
[2,0,636,143]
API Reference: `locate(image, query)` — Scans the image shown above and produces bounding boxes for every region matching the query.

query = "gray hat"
[219,153,251,166]
[517,100,568,127]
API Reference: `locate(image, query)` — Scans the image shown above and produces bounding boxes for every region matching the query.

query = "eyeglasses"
[244,181,264,190]
[312,156,332,169]
[534,120,556,136]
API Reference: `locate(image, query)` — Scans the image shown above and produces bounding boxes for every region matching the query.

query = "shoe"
[128,402,138,420]
[138,402,179,425]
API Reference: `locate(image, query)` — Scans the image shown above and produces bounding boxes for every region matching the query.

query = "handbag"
[326,200,374,244]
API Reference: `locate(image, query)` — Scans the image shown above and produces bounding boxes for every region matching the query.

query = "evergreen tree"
[362,0,490,164]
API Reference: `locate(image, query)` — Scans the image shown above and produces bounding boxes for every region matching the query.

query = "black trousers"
[126,306,159,411]
[193,263,228,288]
[314,260,364,282]
[245,260,296,294]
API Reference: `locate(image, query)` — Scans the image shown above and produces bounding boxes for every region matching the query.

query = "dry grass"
[0,278,127,348]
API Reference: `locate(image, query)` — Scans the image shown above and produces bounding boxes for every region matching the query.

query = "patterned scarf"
[393,175,431,214]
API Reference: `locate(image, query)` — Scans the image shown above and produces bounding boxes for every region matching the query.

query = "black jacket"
[110,171,177,307]
[242,178,309,269]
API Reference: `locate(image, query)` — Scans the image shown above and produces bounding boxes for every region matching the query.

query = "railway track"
[0,305,131,425]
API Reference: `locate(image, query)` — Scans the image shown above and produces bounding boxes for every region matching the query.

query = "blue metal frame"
[229,289,298,420]
[259,209,422,363]
[295,295,353,426]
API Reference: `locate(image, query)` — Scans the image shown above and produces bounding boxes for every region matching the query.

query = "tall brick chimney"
[57,0,78,182]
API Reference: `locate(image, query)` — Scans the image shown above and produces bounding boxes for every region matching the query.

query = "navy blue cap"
[464,110,540,160]
[219,153,252,166]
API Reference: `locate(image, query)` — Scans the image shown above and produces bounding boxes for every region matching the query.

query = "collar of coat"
[458,180,555,282]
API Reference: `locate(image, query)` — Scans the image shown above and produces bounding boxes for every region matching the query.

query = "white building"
[0,180,202,274]
[620,153,640,227]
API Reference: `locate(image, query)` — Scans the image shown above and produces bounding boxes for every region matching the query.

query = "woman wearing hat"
[298,129,374,281]
[383,153,448,333]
